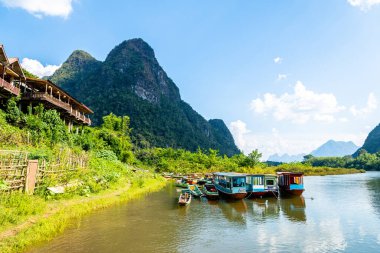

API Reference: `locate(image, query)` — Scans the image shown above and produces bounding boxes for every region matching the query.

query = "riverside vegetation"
[0,98,363,253]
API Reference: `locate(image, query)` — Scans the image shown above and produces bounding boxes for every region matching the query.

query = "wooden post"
[25,160,38,195]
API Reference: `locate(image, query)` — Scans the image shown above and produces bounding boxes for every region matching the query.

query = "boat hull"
[218,190,247,200]
[204,193,219,200]
[280,189,304,196]
[175,183,189,188]
[247,191,266,198]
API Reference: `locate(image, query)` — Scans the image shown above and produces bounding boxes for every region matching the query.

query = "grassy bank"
[136,148,365,176]
[0,176,166,253]
[239,163,365,176]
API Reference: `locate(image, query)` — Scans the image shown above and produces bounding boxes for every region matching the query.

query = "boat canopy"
[213,172,246,177]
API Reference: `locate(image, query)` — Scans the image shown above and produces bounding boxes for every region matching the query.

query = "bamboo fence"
[0,150,88,192]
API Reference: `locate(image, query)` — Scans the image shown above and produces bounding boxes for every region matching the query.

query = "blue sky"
[1,0,380,158]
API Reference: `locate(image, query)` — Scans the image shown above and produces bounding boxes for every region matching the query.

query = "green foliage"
[0,179,8,191]
[94,150,118,161]
[303,152,380,171]
[0,192,46,227]
[245,149,263,167]
[5,97,24,125]
[22,68,39,79]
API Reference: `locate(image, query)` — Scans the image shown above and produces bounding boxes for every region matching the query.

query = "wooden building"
[1,44,93,128]
[22,78,93,128]
[0,44,25,99]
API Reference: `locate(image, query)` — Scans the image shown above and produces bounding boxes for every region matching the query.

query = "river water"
[29,172,380,253]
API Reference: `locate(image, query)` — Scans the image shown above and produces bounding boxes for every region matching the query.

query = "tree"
[303,154,314,161]
[5,97,23,125]
[245,149,262,167]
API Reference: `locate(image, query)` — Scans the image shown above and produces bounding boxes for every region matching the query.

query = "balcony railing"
[69,108,91,125]
[23,92,71,111]
[0,77,20,96]
[23,92,91,125]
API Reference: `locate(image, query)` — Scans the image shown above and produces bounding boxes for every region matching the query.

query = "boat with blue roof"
[246,174,278,198]
[213,172,247,200]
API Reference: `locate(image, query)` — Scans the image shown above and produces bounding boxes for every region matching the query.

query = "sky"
[1,0,380,159]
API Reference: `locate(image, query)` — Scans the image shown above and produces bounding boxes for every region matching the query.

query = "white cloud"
[250,81,345,124]
[274,57,283,64]
[347,0,380,10]
[0,0,74,19]
[21,58,61,78]
[350,93,377,116]
[229,126,366,160]
[229,120,250,151]
[277,74,287,81]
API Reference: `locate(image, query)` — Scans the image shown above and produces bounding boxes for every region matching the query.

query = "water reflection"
[248,198,280,221]
[280,196,306,222]
[366,176,380,217]
[29,173,380,253]
[216,199,247,225]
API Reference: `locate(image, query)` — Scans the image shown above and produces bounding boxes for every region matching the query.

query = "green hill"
[50,39,239,156]
[356,124,380,155]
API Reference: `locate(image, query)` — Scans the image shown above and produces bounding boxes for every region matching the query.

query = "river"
[29,172,380,253]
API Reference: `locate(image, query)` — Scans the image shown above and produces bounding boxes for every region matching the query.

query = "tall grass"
[0,193,46,233]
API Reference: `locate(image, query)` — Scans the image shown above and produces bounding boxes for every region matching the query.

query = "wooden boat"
[202,183,219,200]
[213,172,247,200]
[277,172,305,196]
[197,179,208,185]
[186,177,198,185]
[178,190,191,206]
[175,178,189,188]
[263,174,278,197]
[188,184,203,197]
[246,174,278,198]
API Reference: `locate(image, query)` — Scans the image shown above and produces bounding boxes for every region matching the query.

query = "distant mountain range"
[267,140,359,162]
[311,140,359,157]
[267,153,306,163]
[49,38,240,156]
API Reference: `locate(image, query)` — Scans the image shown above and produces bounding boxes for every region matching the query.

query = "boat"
[263,174,278,197]
[246,174,278,198]
[186,177,198,185]
[196,179,208,185]
[178,190,191,206]
[213,172,247,200]
[202,183,219,200]
[175,178,189,188]
[188,184,203,197]
[277,172,305,196]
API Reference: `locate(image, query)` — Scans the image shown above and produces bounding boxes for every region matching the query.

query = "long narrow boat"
[178,190,192,206]
[213,172,247,200]
[202,183,219,200]
[246,174,278,198]
[277,172,305,196]
[188,184,203,197]
[175,178,189,188]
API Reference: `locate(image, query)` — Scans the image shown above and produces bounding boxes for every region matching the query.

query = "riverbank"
[0,177,166,253]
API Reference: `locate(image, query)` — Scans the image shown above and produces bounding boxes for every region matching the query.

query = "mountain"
[49,38,240,156]
[311,140,359,157]
[356,124,380,154]
[267,153,306,163]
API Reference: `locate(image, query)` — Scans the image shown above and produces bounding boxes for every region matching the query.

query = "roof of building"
[276,172,304,176]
